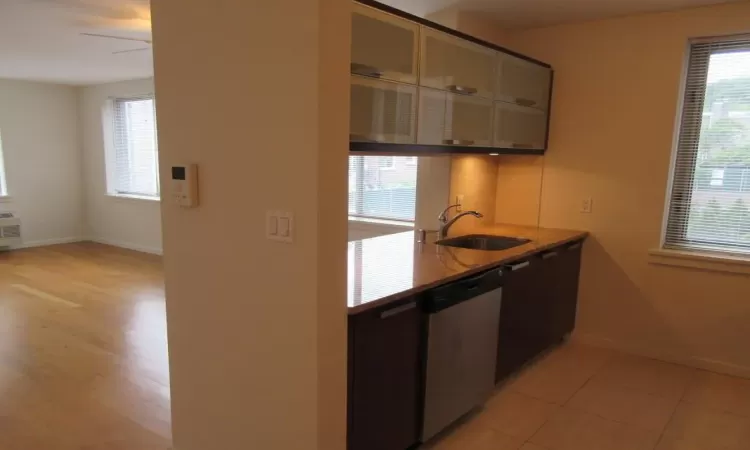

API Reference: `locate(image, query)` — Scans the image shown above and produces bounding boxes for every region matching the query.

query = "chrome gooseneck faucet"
[437,204,483,239]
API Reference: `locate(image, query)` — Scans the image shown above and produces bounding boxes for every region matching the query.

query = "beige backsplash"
[449,155,544,236]
[495,155,545,227]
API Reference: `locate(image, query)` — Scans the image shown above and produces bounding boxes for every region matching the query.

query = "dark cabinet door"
[537,241,583,344]
[348,300,423,450]
[556,241,583,337]
[496,256,547,382]
[496,240,584,383]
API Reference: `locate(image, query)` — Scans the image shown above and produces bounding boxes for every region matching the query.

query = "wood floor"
[0,243,171,450]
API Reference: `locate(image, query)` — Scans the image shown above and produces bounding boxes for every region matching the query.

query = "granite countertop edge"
[348,230,589,316]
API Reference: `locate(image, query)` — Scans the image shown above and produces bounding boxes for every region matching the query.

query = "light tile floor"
[425,342,750,450]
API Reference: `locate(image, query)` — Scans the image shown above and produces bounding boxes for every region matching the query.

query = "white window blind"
[349,156,417,222]
[0,130,7,196]
[112,97,159,198]
[666,36,750,254]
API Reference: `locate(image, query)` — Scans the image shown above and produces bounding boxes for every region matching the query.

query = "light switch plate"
[266,211,293,243]
[581,197,593,214]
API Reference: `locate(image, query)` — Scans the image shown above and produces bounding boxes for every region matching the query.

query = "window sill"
[106,193,161,203]
[348,216,414,232]
[0,196,13,203]
[648,248,750,275]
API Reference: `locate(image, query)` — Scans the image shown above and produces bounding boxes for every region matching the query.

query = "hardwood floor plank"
[11,283,82,308]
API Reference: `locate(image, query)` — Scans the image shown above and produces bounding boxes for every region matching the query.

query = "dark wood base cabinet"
[348,299,423,450]
[495,240,583,383]
[346,239,584,449]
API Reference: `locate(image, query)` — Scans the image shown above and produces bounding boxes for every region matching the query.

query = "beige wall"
[494,2,750,376]
[151,0,349,449]
[0,79,83,247]
[457,11,513,47]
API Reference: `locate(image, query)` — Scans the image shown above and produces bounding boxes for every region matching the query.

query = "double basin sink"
[435,234,531,252]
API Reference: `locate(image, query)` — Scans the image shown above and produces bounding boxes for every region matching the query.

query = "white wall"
[0,79,82,247]
[151,0,349,447]
[79,78,163,254]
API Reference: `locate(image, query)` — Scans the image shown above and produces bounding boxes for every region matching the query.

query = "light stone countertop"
[347,224,588,315]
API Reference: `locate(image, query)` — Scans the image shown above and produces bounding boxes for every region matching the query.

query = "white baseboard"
[573,332,750,379]
[9,236,84,249]
[88,237,163,255]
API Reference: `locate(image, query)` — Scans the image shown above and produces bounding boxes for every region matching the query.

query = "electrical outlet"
[456,195,464,212]
[581,197,593,214]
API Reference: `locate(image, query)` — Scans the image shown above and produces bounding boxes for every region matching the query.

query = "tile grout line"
[650,370,697,450]
[522,356,607,448]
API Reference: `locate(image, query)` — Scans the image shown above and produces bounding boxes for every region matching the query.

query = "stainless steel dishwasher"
[421,268,503,442]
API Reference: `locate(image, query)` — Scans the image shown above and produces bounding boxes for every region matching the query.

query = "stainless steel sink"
[435,234,531,251]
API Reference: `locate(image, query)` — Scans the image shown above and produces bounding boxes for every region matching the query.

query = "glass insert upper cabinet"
[494,102,547,150]
[496,53,552,111]
[419,28,496,99]
[351,3,420,84]
[418,88,493,147]
[351,76,418,144]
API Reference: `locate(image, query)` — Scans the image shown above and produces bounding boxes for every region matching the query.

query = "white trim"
[106,192,161,203]
[659,39,692,248]
[5,237,84,250]
[648,247,750,275]
[0,236,164,256]
[348,216,414,234]
[573,332,750,379]
[348,216,414,227]
[88,237,163,255]
[691,33,750,45]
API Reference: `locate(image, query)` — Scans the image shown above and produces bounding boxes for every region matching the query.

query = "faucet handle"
[438,204,461,223]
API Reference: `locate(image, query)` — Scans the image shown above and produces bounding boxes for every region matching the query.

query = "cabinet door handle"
[505,261,530,271]
[447,85,478,95]
[512,143,534,149]
[351,63,383,78]
[567,242,582,251]
[380,301,416,319]
[515,98,537,107]
[443,139,475,146]
[541,251,559,260]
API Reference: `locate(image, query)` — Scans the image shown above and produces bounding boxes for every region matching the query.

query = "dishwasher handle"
[424,269,503,314]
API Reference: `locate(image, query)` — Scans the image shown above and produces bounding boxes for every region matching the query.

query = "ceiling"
[1,0,747,85]
[381,0,746,29]
[0,0,153,86]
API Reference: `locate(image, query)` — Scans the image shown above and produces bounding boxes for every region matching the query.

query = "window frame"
[104,95,160,200]
[664,35,750,256]
[0,130,8,197]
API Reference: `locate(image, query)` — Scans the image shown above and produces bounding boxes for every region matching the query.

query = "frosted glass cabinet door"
[420,28,496,99]
[417,88,493,147]
[493,102,547,150]
[444,94,493,147]
[496,53,552,111]
[350,76,418,144]
[417,88,447,145]
[351,4,420,84]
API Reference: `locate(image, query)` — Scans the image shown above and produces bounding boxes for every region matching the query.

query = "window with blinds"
[111,97,159,198]
[349,156,418,222]
[0,130,7,196]
[666,36,750,254]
